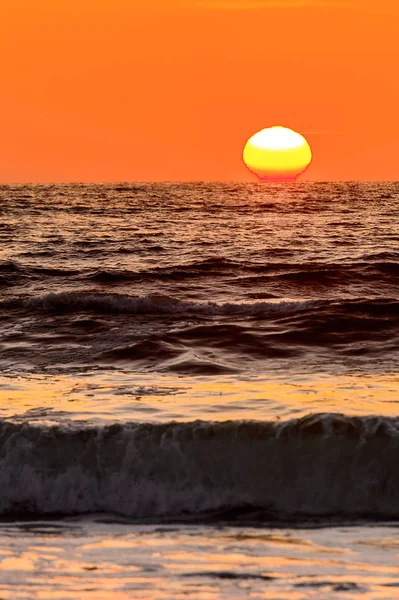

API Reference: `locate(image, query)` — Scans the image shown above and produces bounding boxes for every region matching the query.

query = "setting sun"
[243,126,312,181]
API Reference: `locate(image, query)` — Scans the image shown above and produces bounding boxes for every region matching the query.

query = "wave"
[1,291,398,321]
[0,291,316,317]
[2,414,399,521]
[82,259,399,285]
[96,311,398,372]
[2,256,399,284]
[0,260,80,284]
[0,293,396,373]
[0,260,24,273]
[86,258,242,283]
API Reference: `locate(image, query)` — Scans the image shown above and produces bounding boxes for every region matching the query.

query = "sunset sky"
[1,0,398,182]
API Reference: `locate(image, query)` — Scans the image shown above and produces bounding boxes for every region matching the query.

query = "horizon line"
[1,179,398,186]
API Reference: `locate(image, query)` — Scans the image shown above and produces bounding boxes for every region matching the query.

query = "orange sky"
[1,0,398,182]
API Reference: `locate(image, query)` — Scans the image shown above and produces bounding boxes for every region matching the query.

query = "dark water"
[0,182,398,522]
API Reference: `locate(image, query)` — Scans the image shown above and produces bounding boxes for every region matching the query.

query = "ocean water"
[0,181,398,598]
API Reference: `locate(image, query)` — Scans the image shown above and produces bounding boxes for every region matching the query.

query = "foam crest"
[0,291,315,317]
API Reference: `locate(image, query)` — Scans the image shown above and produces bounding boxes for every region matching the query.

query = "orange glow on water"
[1,372,398,424]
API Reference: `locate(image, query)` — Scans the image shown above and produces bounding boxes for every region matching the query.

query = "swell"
[0,293,396,373]
[97,307,399,372]
[88,261,399,287]
[0,260,81,286]
[1,291,397,321]
[1,257,398,288]
[2,414,399,521]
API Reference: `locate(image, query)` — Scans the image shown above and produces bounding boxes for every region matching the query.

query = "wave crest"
[0,292,315,317]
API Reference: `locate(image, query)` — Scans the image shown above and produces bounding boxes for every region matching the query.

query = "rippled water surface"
[2,520,399,599]
[0,182,398,597]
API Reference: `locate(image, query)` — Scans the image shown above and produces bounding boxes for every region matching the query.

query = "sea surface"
[0,181,398,598]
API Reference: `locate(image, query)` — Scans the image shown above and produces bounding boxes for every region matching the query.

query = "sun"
[243,126,312,181]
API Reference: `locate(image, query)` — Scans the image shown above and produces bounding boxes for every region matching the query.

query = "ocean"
[0,181,398,598]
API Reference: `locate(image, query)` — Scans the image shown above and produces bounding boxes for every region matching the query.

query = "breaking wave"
[2,414,399,521]
[0,291,316,317]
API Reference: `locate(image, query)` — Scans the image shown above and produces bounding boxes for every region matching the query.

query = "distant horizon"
[2,179,399,186]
